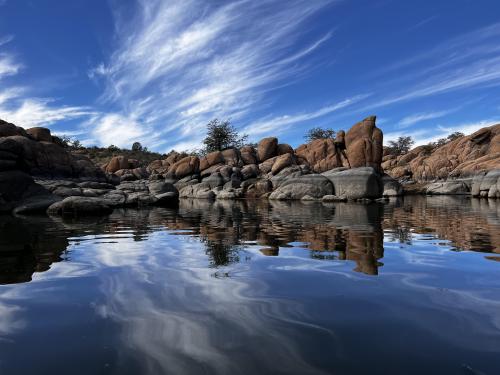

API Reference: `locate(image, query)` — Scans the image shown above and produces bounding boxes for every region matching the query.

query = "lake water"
[0,196,499,375]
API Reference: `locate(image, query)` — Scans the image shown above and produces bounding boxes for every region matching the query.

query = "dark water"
[0,196,499,375]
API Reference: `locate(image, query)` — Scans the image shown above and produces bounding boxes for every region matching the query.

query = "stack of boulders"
[0,119,181,215]
[0,115,403,216]
[146,116,399,202]
[0,119,107,214]
[102,155,149,182]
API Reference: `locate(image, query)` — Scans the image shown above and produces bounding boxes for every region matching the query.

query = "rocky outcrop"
[0,170,56,213]
[345,116,383,172]
[383,124,500,181]
[0,125,105,179]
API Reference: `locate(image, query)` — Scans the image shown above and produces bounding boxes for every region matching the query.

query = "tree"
[446,132,464,142]
[71,140,82,149]
[387,136,414,155]
[304,127,336,143]
[202,119,248,153]
[132,142,143,152]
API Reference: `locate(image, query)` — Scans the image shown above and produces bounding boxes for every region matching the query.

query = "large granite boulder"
[199,151,224,171]
[241,164,259,179]
[106,156,130,173]
[179,184,216,199]
[0,171,58,214]
[258,156,279,174]
[295,138,346,173]
[277,143,294,155]
[345,116,383,172]
[381,174,403,196]
[257,137,278,162]
[322,167,382,200]
[271,153,295,175]
[240,146,258,165]
[471,169,500,198]
[244,179,273,199]
[169,156,200,178]
[26,127,52,142]
[221,148,241,167]
[269,174,333,200]
[47,196,113,216]
[426,181,470,195]
[0,119,27,137]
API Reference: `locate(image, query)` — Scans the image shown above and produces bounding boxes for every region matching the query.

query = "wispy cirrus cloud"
[398,109,455,129]
[363,22,500,112]
[90,0,337,150]
[0,54,22,79]
[242,94,371,137]
[0,40,92,129]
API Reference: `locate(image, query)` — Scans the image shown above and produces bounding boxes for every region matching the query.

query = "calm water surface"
[0,196,499,375]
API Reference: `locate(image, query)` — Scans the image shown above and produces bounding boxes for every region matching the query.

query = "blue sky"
[0,0,500,152]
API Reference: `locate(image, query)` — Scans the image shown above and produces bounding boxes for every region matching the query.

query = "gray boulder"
[426,181,469,195]
[471,170,500,198]
[269,174,333,200]
[179,184,216,199]
[381,174,403,196]
[202,173,225,189]
[148,181,177,195]
[13,195,61,215]
[47,196,113,216]
[322,167,382,200]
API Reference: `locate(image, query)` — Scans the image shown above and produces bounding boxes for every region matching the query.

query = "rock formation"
[383,124,500,181]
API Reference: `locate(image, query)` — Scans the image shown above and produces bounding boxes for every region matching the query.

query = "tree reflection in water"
[0,196,499,284]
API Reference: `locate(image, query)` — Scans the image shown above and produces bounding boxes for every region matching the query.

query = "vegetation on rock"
[202,119,248,153]
[387,136,414,156]
[304,127,336,142]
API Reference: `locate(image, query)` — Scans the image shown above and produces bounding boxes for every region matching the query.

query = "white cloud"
[0,35,13,47]
[0,98,93,128]
[91,0,336,151]
[398,110,453,128]
[86,113,153,148]
[0,54,22,79]
[0,43,92,129]
[363,23,500,111]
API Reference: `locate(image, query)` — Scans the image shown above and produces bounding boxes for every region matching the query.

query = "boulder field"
[1,115,499,217]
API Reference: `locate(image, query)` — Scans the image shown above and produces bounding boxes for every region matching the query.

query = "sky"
[1,0,500,152]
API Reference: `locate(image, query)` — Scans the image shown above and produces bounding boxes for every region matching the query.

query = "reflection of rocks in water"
[169,199,385,275]
[384,196,500,254]
[2,196,498,283]
[0,216,69,284]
